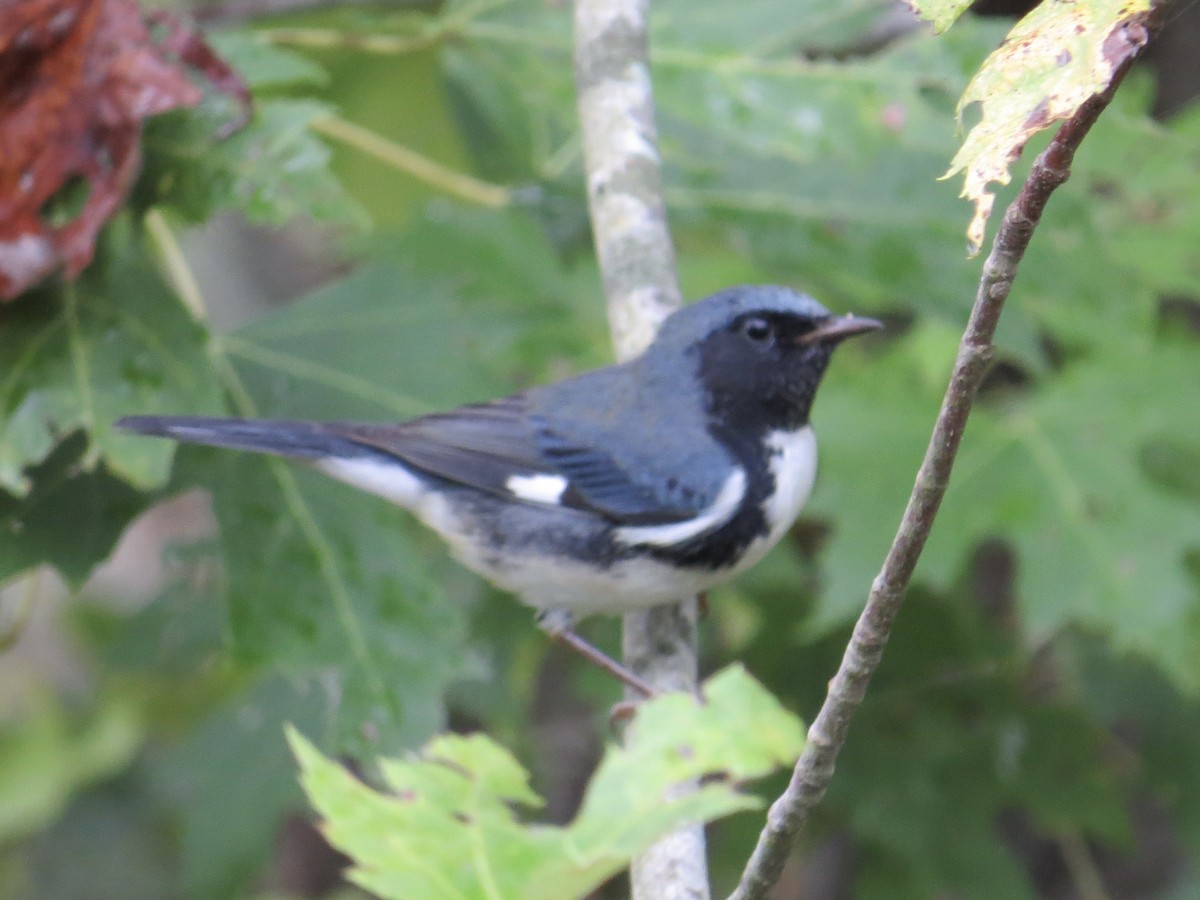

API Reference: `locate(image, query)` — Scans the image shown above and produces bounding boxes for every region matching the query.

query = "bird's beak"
[796,314,884,346]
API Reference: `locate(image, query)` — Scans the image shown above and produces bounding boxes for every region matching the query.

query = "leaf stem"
[257,0,511,52]
[194,0,379,23]
[310,115,512,209]
[0,570,40,651]
[260,26,439,55]
[144,209,395,720]
[204,346,391,708]
[729,14,1152,900]
[220,335,427,416]
[63,282,98,469]
[145,208,209,323]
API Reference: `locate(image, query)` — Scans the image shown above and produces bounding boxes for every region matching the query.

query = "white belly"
[453,426,818,617]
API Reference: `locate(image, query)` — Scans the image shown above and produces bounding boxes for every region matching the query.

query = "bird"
[118,285,880,695]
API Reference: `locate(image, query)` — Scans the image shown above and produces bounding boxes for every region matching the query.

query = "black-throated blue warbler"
[118,286,879,694]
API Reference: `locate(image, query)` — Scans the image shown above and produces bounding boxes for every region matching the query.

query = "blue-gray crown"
[650,285,832,355]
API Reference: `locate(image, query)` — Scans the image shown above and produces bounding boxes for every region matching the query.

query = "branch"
[573,2,707,898]
[729,17,1152,900]
[574,0,683,358]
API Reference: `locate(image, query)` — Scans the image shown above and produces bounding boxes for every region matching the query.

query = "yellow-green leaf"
[905,0,974,33]
[943,0,1150,254]
[290,665,804,900]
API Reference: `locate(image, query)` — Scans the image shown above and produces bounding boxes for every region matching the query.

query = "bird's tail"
[115,415,369,460]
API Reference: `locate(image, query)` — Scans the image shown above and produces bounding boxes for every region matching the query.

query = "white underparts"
[613,467,747,548]
[315,456,425,508]
[310,428,818,619]
[760,426,818,546]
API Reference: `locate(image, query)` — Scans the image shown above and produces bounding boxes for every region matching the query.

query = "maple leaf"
[943,0,1151,254]
[0,0,247,301]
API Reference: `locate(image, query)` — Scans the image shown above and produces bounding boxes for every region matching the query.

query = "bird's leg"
[552,629,658,698]
[536,610,656,698]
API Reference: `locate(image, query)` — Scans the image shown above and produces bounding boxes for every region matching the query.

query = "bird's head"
[644,286,882,435]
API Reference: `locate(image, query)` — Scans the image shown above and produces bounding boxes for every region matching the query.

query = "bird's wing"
[532,426,704,524]
[330,395,552,500]
[331,394,713,525]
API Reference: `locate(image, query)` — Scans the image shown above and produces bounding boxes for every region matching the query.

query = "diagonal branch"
[573,2,708,899]
[729,17,1152,900]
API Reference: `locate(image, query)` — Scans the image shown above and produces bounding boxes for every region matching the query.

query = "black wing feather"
[121,396,711,526]
[535,427,698,524]
[329,396,549,500]
[329,395,700,524]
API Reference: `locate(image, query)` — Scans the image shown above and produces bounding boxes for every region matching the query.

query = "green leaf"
[207,31,329,90]
[198,447,463,758]
[556,665,805,869]
[0,435,148,585]
[140,98,368,230]
[443,0,1015,326]
[0,237,222,497]
[823,594,1129,898]
[813,342,1200,690]
[291,665,804,900]
[150,674,325,898]
[94,538,228,677]
[955,350,1200,691]
[1009,706,1129,839]
[905,0,973,33]
[943,0,1152,252]
[802,335,949,634]
[0,692,143,842]
[1045,91,1200,308]
[648,0,897,53]
[1072,637,1200,847]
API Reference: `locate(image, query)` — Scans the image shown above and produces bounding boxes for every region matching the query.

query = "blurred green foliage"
[2,0,1199,897]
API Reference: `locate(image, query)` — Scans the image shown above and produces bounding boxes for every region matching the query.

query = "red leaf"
[0,0,248,301]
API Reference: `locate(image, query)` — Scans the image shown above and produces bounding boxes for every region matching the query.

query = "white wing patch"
[316,456,425,508]
[505,473,569,505]
[613,467,747,548]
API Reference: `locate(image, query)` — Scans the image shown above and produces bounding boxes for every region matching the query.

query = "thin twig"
[729,17,1152,900]
[573,1,707,899]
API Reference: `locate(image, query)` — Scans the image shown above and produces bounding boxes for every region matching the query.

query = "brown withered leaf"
[0,0,248,301]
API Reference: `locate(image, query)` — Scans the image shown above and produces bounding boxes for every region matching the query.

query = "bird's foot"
[608,699,642,730]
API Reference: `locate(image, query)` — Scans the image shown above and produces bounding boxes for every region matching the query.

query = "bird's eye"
[742,317,773,343]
